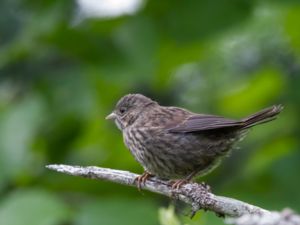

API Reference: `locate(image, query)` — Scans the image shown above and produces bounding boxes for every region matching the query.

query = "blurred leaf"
[0,189,70,225]
[113,17,158,73]
[74,197,159,225]
[147,0,253,42]
[285,6,300,52]
[156,42,205,90]
[219,67,285,116]
[243,137,296,177]
[159,205,181,225]
[0,94,45,183]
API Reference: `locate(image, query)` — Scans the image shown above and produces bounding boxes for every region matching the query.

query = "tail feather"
[242,105,283,129]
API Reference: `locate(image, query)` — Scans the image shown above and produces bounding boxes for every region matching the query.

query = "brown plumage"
[106,94,283,187]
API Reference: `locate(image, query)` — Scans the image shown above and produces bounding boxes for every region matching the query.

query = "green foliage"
[74,198,158,225]
[0,189,70,225]
[0,0,300,225]
[159,205,181,225]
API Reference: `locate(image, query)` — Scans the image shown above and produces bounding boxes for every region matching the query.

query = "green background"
[0,0,300,224]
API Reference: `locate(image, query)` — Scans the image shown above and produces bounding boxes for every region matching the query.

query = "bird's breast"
[123,127,150,165]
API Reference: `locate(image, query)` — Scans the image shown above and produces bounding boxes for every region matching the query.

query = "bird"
[106,93,283,189]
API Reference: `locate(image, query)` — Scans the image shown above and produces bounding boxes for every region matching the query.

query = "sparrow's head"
[106,93,156,130]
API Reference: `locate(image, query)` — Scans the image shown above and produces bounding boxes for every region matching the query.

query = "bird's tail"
[241,105,283,129]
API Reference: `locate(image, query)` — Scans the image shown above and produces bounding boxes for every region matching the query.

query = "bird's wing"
[167,114,244,133]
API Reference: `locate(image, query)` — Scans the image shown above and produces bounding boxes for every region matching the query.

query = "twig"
[46,164,300,225]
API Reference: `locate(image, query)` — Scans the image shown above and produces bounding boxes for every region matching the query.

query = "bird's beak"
[105,112,116,120]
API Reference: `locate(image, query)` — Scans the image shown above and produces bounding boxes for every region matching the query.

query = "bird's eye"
[119,107,127,114]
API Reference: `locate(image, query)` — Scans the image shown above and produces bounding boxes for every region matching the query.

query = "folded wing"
[168,114,243,133]
[168,105,282,133]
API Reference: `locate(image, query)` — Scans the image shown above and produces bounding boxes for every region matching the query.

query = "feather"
[168,105,283,133]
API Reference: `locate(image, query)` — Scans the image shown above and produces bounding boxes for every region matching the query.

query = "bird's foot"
[168,179,190,200]
[169,179,190,191]
[134,171,153,191]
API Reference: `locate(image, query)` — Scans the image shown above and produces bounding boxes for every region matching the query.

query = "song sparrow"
[106,94,282,189]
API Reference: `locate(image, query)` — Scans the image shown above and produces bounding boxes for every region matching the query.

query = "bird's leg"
[134,171,153,191]
[169,171,198,190]
[171,179,189,190]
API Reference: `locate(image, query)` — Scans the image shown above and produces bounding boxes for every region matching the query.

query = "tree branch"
[46,164,300,225]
